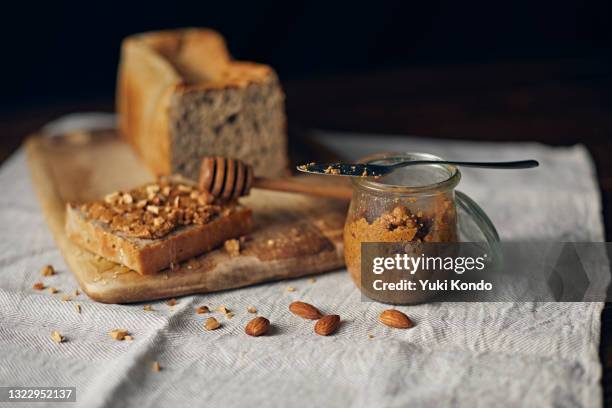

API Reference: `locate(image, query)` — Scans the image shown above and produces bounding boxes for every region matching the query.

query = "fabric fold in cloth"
[0,117,605,407]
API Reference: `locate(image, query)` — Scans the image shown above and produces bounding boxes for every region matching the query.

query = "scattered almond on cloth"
[195,306,210,314]
[32,282,45,291]
[379,310,414,329]
[315,315,340,336]
[109,329,130,341]
[245,317,270,337]
[289,301,323,320]
[205,317,221,331]
[51,331,65,343]
[41,265,55,276]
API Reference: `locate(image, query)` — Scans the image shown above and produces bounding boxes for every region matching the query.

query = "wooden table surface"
[1,58,611,404]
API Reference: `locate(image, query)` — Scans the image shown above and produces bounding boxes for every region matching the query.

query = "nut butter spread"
[344,195,457,285]
[80,178,230,239]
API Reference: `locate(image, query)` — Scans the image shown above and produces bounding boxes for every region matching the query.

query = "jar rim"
[351,152,461,195]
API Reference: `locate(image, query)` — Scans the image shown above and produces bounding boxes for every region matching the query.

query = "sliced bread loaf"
[117,28,288,180]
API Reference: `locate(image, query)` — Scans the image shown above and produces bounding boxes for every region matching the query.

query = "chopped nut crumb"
[286,287,296,292]
[368,334,375,339]
[216,305,229,314]
[143,305,153,311]
[186,259,201,270]
[61,294,71,302]
[196,306,210,314]
[104,191,120,204]
[324,165,341,175]
[152,361,161,372]
[308,277,317,284]
[41,265,55,276]
[48,287,58,294]
[73,289,80,296]
[109,329,129,341]
[224,239,241,257]
[166,299,177,306]
[224,312,235,320]
[75,304,81,314]
[51,331,64,343]
[146,184,159,196]
[177,184,191,193]
[32,282,45,291]
[247,306,257,314]
[124,335,134,341]
[205,317,221,331]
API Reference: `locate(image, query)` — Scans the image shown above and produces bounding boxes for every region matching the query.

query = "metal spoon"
[297,159,539,177]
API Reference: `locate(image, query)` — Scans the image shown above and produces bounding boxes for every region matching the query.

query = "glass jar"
[343,152,499,304]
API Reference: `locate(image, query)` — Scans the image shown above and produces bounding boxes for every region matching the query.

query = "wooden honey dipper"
[199,157,353,200]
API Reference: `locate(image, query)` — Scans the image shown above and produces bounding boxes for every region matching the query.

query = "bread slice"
[65,178,252,275]
[117,28,288,180]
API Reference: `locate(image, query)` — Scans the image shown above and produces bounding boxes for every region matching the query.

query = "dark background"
[2,0,611,111]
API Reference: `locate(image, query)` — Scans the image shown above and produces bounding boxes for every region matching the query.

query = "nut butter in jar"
[343,152,460,304]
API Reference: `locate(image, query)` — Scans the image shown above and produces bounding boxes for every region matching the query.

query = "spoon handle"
[391,159,539,170]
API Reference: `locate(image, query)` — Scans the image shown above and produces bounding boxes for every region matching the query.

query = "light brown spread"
[344,195,457,285]
[79,178,228,239]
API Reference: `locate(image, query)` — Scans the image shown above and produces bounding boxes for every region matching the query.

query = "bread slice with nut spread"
[65,177,251,275]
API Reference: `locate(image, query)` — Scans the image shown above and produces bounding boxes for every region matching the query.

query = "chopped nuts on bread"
[65,177,252,274]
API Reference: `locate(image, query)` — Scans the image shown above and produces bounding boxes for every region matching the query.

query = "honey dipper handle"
[252,177,353,200]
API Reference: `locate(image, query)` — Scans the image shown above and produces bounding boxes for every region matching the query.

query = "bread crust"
[65,203,252,275]
[117,28,284,177]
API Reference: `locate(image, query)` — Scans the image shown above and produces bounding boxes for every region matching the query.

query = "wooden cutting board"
[25,130,348,303]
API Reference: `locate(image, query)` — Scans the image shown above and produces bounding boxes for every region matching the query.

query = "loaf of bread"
[117,28,288,180]
[65,177,252,275]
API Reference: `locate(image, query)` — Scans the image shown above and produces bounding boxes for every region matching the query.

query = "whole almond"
[314,315,340,336]
[379,309,414,329]
[289,301,323,320]
[245,316,270,337]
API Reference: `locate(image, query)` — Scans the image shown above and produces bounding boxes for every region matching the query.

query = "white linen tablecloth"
[0,116,605,407]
